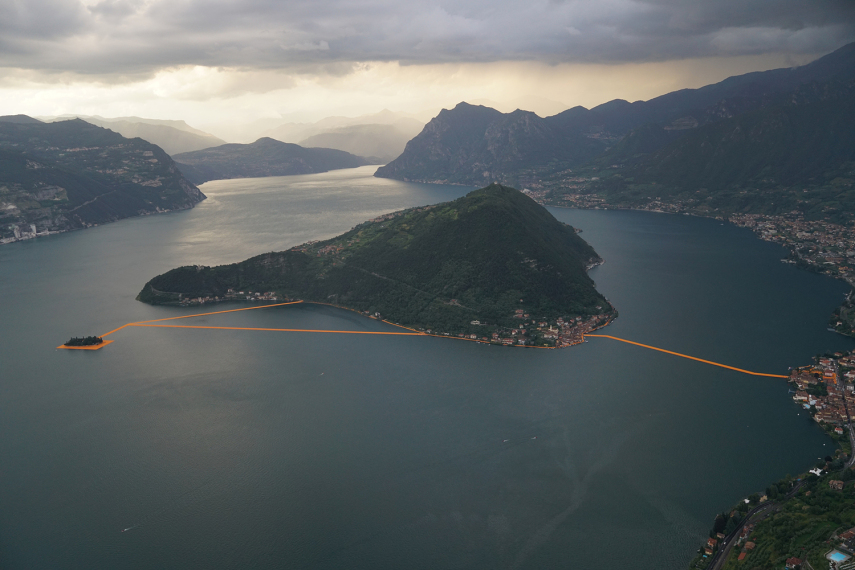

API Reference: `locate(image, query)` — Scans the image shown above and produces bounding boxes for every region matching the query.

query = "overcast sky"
[1,0,853,138]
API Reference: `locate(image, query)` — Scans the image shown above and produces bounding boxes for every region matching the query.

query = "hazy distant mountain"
[43,115,216,136]
[299,124,414,163]
[377,42,855,190]
[0,117,204,243]
[199,109,426,146]
[263,109,424,146]
[173,137,371,184]
[88,119,224,155]
[0,114,43,124]
[41,115,225,155]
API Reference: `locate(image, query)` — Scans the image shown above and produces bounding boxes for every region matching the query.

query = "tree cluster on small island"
[64,336,104,347]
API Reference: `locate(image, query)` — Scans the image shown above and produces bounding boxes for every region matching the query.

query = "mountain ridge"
[39,115,226,155]
[0,117,204,243]
[376,42,855,192]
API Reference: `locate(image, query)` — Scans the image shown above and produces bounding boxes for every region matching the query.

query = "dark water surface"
[1,166,852,569]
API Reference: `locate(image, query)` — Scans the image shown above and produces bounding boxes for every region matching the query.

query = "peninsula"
[137,184,615,346]
[172,137,371,185]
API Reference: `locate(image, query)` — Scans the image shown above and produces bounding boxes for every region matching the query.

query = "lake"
[1,165,851,569]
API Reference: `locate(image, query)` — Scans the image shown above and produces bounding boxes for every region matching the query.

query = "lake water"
[1,165,852,569]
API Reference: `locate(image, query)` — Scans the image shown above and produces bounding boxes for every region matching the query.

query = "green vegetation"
[0,117,204,241]
[378,44,855,223]
[718,471,855,570]
[64,336,103,346]
[831,292,855,336]
[138,184,612,340]
[685,418,855,570]
[576,84,855,222]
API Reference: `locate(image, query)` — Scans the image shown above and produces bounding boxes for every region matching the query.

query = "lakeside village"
[517,187,855,568]
[420,309,613,348]
[727,213,855,335]
[687,350,855,570]
[177,289,281,305]
[179,286,613,348]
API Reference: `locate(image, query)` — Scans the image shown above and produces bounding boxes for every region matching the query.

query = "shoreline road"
[706,481,805,570]
[847,424,855,469]
[840,383,854,469]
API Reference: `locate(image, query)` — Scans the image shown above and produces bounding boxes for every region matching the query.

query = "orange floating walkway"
[63,301,788,377]
[57,340,114,350]
[100,300,306,337]
[83,300,424,344]
[584,334,788,378]
[130,323,423,336]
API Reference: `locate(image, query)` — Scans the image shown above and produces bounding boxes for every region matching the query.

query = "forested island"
[63,336,104,347]
[137,184,615,346]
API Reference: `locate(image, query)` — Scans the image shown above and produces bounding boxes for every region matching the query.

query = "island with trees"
[137,184,616,347]
[63,336,104,347]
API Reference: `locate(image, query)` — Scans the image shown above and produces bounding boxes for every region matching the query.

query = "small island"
[137,184,616,347]
[64,336,104,346]
[58,335,112,350]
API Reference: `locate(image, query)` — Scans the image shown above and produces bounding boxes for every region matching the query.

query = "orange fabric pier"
[102,300,306,335]
[57,340,114,350]
[584,334,788,378]
[130,323,423,336]
[68,301,789,378]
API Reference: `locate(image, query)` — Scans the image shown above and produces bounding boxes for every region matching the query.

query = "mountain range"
[0,116,204,243]
[590,79,855,219]
[40,115,225,156]
[376,42,855,219]
[298,124,415,163]
[260,109,424,163]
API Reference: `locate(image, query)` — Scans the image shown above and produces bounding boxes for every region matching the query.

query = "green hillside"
[0,117,204,242]
[584,84,855,220]
[377,43,855,220]
[138,184,612,341]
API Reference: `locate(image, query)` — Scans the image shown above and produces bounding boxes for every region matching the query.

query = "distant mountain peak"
[377,42,855,188]
[252,136,289,146]
[0,114,43,124]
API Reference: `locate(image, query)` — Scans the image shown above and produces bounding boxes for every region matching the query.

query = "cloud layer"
[1,0,853,77]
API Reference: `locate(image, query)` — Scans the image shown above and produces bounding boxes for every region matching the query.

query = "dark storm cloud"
[0,0,853,76]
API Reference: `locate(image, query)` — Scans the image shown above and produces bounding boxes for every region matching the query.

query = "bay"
[0,165,851,569]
